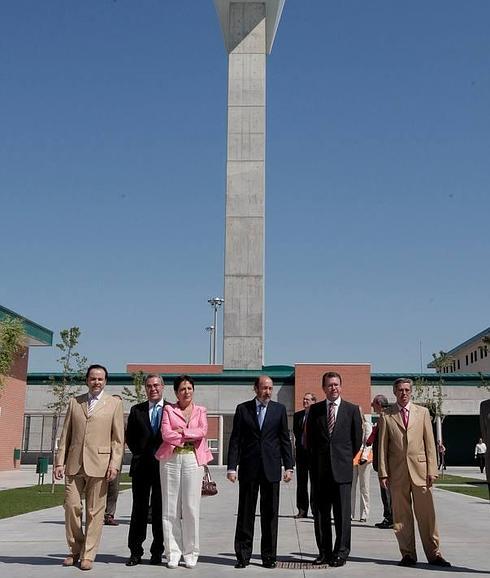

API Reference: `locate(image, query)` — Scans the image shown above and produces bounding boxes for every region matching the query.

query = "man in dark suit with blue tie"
[126,374,166,567]
[308,371,362,567]
[227,375,294,569]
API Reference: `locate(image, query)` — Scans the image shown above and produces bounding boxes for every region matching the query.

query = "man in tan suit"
[378,378,450,568]
[54,364,124,571]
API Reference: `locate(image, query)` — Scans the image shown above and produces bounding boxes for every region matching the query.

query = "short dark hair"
[86,364,108,381]
[372,394,389,409]
[322,371,342,387]
[173,374,195,393]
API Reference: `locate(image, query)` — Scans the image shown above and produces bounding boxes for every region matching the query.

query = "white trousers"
[351,462,371,520]
[160,452,203,564]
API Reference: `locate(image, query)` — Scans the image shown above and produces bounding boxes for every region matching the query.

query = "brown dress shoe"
[104,514,119,526]
[62,554,79,567]
[80,559,93,571]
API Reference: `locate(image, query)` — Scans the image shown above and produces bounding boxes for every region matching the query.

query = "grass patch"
[0,474,133,520]
[0,484,65,520]
[434,474,482,485]
[437,485,488,500]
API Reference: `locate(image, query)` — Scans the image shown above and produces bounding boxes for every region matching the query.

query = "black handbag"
[201,465,218,496]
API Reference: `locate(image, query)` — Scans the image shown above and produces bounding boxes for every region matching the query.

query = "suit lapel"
[91,391,107,416]
[318,400,330,437]
[82,393,89,418]
[247,399,260,432]
[261,401,275,432]
[391,407,405,431]
[140,401,151,431]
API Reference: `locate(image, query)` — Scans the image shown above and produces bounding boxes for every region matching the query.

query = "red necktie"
[401,407,409,428]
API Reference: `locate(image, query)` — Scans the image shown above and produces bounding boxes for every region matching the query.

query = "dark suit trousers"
[313,461,352,560]
[380,485,392,523]
[128,460,164,557]
[235,473,279,563]
[295,447,312,514]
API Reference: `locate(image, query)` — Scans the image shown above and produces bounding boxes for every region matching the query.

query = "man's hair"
[304,392,317,402]
[392,377,413,394]
[173,374,195,393]
[86,364,109,381]
[372,394,389,409]
[254,375,272,389]
[322,371,342,386]
[145,373,164,386]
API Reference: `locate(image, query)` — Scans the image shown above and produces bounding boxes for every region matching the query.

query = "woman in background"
[351,410,373,522]
[156,375,213,569]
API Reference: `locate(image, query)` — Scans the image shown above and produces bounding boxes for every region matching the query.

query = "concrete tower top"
[214,0,286,54]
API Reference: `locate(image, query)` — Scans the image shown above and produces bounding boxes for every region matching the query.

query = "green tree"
[122,370,147,403]
[47,327,87,492]
[413,351,451,420]
[478,335,490,391]
[0,316,26,394]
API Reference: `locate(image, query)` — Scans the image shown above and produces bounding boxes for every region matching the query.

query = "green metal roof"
[0,305,53,347]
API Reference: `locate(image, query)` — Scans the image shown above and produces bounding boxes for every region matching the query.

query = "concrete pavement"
[0,466,488,577]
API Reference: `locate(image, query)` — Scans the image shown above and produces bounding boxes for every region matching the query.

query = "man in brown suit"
[54,364,124,571]
[378,378,450,568]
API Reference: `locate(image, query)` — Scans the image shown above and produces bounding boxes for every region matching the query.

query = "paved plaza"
[0,466,488,577]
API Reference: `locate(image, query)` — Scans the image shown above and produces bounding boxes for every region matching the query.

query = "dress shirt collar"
[150,399,164,410]
[397,402,411,413]
[88,392,102,403]
[255,398,269,408]
[327,397,341,407]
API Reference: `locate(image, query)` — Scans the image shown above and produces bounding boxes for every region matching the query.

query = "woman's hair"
[173,374,195,393]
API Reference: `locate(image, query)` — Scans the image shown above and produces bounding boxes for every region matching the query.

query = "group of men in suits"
[54,365,456,571]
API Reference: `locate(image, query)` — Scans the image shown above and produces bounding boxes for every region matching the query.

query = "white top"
[475,442,487,455]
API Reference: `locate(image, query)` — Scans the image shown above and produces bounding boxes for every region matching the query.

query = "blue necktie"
[151,405,161,434]
[257,403,266,430]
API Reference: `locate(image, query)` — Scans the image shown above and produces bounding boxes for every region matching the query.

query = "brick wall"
[294,363,371,414]
[0,349,28,471]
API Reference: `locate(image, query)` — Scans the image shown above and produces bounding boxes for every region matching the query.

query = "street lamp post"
[207,297,224,364]
[205,326,214,365]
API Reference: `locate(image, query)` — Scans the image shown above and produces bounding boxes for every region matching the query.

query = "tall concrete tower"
[214,0,285,369]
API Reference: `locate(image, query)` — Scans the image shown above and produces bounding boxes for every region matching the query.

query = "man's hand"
[227,472,237,483]
[379,477,389,489]
[427,474,437,488]
[283,470,293,483]
[53,465,65,480]
[106,466,118,482]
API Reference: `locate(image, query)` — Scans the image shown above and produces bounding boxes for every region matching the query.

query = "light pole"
[208,297,224,364]
[205,326,214,365]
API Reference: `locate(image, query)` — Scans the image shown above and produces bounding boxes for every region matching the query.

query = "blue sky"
[2,1,489,374]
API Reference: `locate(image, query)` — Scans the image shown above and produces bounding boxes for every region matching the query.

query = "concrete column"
[215,0,285,369]
[223,2,266,369]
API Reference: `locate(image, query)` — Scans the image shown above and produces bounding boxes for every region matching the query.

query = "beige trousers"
[390,480,440,561]
[64,469,108,561]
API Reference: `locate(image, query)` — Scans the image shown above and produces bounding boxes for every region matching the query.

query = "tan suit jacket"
[378,403,437,487]
[56,391,124,477]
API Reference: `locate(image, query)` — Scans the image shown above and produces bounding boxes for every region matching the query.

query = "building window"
[466,354,469,366]
[457,359,461,370]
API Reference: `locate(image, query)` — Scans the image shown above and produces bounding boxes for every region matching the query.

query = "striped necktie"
[88,396,96,415]
[151,404,161,433]
[327,402,336,434]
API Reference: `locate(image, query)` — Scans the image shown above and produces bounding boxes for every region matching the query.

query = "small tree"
[478,335,490,391]
[47,327,87,491]
[0,316,26,394]
[122,370,147,403]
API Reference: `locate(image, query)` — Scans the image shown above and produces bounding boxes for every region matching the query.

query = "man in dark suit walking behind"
[308,371,362,567]
[126,374,166,567]
[227,375,294,569]
[293,392,316,518]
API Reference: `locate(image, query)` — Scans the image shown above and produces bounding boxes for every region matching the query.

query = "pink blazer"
[155,403,213,466]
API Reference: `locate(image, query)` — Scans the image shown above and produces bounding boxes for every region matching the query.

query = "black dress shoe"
[398,555,417,567]
[262,560,276,569]
[329,556,346,567]
[235,560,249,569]
[150,555,162,565]
[126,555,141,567]
[429,556,451,567]
[375,520,394,529]
[313,556,329,566]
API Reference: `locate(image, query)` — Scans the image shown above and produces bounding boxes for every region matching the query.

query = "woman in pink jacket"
[155,375,213,569]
